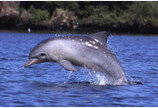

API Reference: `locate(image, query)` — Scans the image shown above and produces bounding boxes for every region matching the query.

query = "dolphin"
[24,31,127,84]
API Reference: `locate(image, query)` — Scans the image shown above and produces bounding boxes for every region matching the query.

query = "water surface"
[0,32,157,107]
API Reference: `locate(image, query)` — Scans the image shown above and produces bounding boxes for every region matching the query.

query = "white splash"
[90,72,112,85]
[86,70,127,85]
[66,68,127,85]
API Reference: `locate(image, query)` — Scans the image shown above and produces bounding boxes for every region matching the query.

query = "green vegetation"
[50,8,77,29]
[28,5,50,24]
[0,2,1,13]
[0,1,158,34]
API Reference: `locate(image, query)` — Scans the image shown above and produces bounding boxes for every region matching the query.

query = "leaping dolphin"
[24,31,127,84]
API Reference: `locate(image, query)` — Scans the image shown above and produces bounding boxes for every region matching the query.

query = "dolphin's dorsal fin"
[89,31,110,47]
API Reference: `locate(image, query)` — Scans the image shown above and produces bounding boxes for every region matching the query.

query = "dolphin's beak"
[24,58,41,67]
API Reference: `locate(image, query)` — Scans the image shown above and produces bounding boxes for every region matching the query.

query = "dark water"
[0,32,157,107]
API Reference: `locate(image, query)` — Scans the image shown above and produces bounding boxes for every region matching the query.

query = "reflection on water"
[0,32,158,107]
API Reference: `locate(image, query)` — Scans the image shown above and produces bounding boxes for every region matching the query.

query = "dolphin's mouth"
[24,58,41,67]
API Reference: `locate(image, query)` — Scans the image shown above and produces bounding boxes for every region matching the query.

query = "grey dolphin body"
[25,31,127,84]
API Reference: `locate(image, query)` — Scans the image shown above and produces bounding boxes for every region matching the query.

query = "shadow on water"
[29,78,144,92]
[127,81,144,85]
[29,81,93,92]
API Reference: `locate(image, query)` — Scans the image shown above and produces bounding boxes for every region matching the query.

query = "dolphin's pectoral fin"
[58,59,79,72]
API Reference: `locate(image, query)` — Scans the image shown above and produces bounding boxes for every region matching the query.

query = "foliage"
[50,8,77,29]
[28,5,50,24]
[125,2,158,26]
[1,1,158,33]
[0,2,1,13]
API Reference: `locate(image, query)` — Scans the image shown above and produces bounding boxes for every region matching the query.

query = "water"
[0,32,158,107]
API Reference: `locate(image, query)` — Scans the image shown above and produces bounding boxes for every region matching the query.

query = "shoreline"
[0,28,158,36]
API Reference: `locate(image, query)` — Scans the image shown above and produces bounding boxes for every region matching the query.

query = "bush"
[28,5,50,24]
[78,5,125,28]
[0,2,1,13]
[50,8,77,29]
[124,2,158,26]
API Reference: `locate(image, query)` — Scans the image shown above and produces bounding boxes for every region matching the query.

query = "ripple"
[13,101,26,105]
[128,81,144,85]
[67,81,91,85]
[0,57,7,61]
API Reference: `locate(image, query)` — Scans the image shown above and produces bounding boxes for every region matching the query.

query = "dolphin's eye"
[40,53,46,56]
